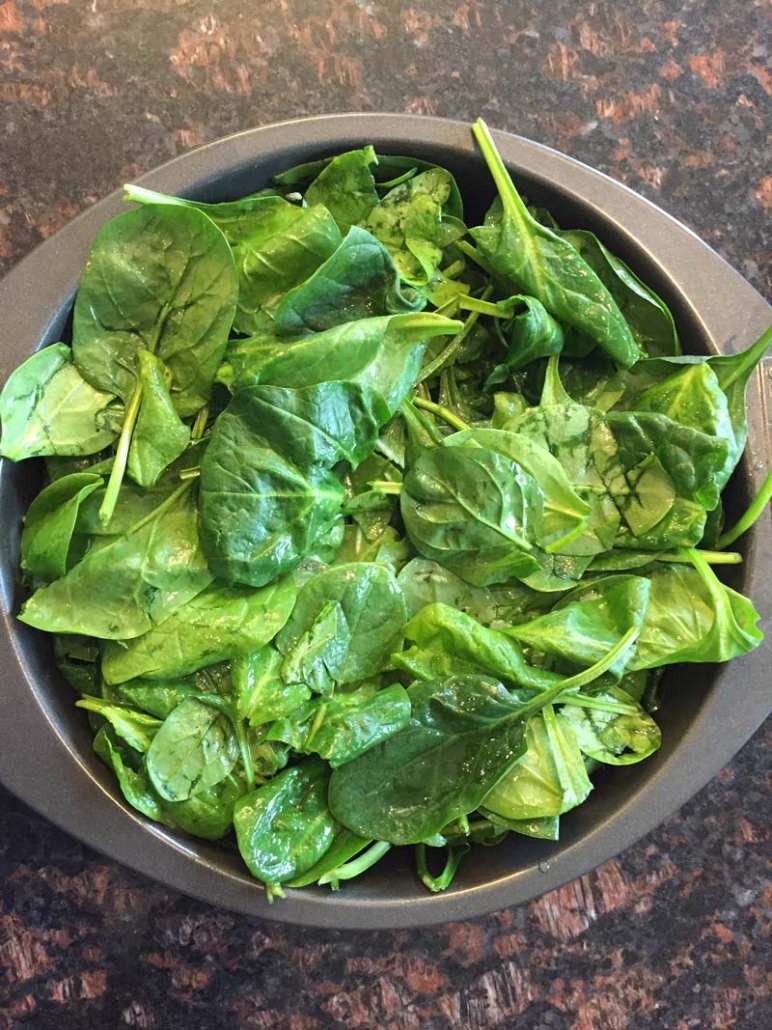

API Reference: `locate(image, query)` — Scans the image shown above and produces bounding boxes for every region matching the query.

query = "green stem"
[456,239,496,275]
[554,695,639,715]
[317,840,392,887]
[416,841,470,893]
[472,118,530,223]
[178,467,201,481]
[98,378,143,526]
[376,168,418,190]
[417,284,494,384]
[400,399,445,446]
[660,549,742,565]
[191,403,209,442]
[413,396,471,433]
[717,468,772,548]
[458,295,503,318]
[440,258,466,280]
[198,693,255,790]
[369,480,402,496]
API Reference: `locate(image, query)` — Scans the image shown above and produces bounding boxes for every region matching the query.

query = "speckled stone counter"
[0,2,770,1027]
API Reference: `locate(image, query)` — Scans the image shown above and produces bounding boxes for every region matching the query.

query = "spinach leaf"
[443,428,591,554]
[101,576,297,684]
[366,168,464,285]
[480,295,565,383]
[161,773,246,840]
[276,562,407,688]
[77,697,161,753]
[233,759,338,892]
[19,482,212,640]
[126,351,190,488]
[342,453,403,542]
[393,603,561,692]
[116,681,205,719]
[232,646,312,726]
[72,204,238,417]
[471,119,641,368]
[21,472,102,582]
[397,558,497,622]
[146,698,240,802]
[400,445,542,586]
[304,146,380,232]
[0,344,120,461]
[94,728,172,826]
[221,312,461,417]
[273,226,424,335]
[285,828,372,888]
[198,393,347,587]
[266,683,411,767]
[631,554,763,669]
[559,687,661,765]
[124,183,299,245]
[233,204,342,334]
[481,706,592,820]
[559,229,680,357]
[507,574,651,676]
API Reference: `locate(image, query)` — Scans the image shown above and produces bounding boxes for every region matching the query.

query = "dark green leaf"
[21,472,102,582]
[146,698,240,802]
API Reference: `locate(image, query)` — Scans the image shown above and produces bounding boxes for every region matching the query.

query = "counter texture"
[0,1,770,1027]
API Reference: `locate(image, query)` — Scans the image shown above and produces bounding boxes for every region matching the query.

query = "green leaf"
[233,759,338,889]
[396,558,497,622]
[480,295,565,383]
[126,351,190,487]
[400,445,542,586]
[482,707,592,820]
[161,773,246,840]
[559,687,661,765]
[101,576,297,684]
[277,562,408,687]
[146,698,240,802]
[273,226,424,335]
[21,472,102,582]
[124,183,299,245]
[233,204,342,334]
[232,645,312,726]
[77,697,161,752]
[471,119,641,369]
[266,683,411,767]
[19,482,212,640]
[304,146,380,232]
[0,344,120,461]
[94,728,171,825]
[72,204,238,416]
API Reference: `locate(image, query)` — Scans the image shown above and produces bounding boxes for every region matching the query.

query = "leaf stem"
[416,841,470,892]
[472,118,530,224]
[717,468,772,548]
[98,378,143,526]
[660,549,742,565]
[458,296,503,318]
[413,396,471,433]
[369,479,403,496]
[317,840,391,887]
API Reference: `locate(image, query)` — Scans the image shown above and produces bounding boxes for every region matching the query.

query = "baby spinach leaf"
[559,229,680,357]
[126,351,190,488]
[342,453,403,542]
[481,707,592,820]
[397,558,497,622]
[101,576,297,684]
[400,445,542,586]
[21,472,102,582]
[161,773,246,840]
[233,759,338,892]
[221,313,461,418]
[146,698,240,802]
[116,681,205,719]
[285,828,372,888]
[559,687,661,765]
[631,555,763,669]
[273,226,424,335]
[199,393,347,587]
[304,146,380,232]
[124,183,299,245]
[507,575,651,676]
[278,601,350,697]
[277,562,407,687]
[443,428,591,554]
[0,344,120,461]
[480,295,565,383]
[94,728,172,826]
[471,119,641,369]
[76,697,161,753]
[19,482,212,640]
[73,204,238,416]
[233,204,342,334]
[394,603,561,692]
[266,683,411,767]
[366,167,464,285]
[232,646,312,727]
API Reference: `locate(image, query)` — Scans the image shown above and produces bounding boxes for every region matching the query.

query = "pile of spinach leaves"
[1,120,770,899]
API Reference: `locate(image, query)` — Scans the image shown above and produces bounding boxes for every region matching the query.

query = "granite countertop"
[1,1,770,1026]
